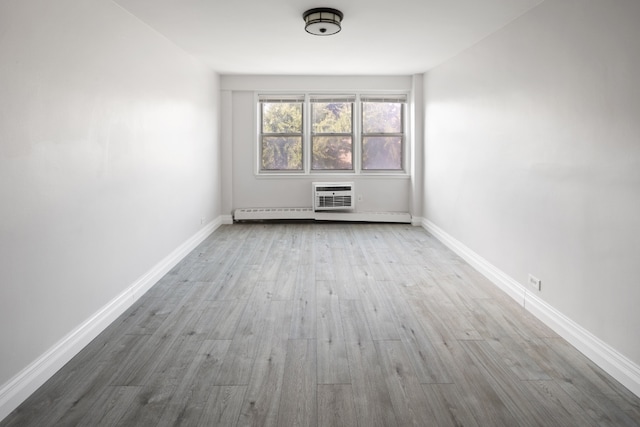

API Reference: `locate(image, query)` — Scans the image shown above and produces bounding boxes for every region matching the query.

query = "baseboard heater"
[233,208,411,223]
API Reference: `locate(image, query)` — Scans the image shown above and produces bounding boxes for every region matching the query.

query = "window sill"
[254,172,411,180]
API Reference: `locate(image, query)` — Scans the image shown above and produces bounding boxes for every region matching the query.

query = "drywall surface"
[0,0,220,385]
[222,75,414,214]
[424,0,640,364]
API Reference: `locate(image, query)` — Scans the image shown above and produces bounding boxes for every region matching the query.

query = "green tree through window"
[362,100,404,170]
[311,100,353,170]
[260,100,303,170]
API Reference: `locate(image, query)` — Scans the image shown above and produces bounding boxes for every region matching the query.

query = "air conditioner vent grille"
[316,186,352,192]
[318,195,352,208]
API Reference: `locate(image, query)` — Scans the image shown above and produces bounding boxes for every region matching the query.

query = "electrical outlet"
[200,217,205,225]
[357,195,363,202]
[528,274,541,291]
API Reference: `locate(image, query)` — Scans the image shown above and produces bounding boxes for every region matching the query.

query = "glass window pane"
[362,102,402,133]
[261,136,302,170]
[262,102,302,133]
[362,136,402,170]
[312,136,352,170]
[312,102,352,133]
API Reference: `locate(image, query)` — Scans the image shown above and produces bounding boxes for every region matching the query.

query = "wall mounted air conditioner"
[313,182,355,211]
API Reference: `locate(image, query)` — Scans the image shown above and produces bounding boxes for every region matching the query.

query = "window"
[258,93,407,174]
[311,96,354,170]
[361,97,404,170]
[259,96,304,171]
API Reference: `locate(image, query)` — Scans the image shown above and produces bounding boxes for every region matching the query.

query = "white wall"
[221,75,415,215]
[424,0,640,370]
[0,0,220,397]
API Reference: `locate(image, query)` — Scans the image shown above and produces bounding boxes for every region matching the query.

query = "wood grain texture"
[2,223,638,427]
[317,385,357,427]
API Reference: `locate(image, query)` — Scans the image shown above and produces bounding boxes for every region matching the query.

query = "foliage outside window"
[258,93,407,174]
[311,97,354,170]
[260,97,303,171]
[361,98,404,170]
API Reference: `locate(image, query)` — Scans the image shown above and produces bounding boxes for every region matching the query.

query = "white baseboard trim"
[411,216,423,227]
[421,218,640,398]
[0,216,224,421]
[220,215,234,225]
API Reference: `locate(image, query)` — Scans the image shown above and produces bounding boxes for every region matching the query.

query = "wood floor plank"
[76,386,140,427]
[524,380,599,427]
[289,264,317,339]
[317,291,344,343]
[317,385,357,427]
[317,339,351,385]
[421,383,481,427]
[236,300,292,426]
[212,265,262,301]
[459,340,559,427]
[272,257,299,301]
[384,294,454,384]
[329,249,361,299]
[440,337,522,426]
[110,308,202,387]
[358,281,400,340]
[155,339,231,426]
[277,340,317,427]
[415,277,483,341]
[346,340,399,427]
[197,386,246,427]
[192,299,244,340]
[339,299,373,343]
[215,295,271,386]
[111,334,204,426]
[375,340,438,426]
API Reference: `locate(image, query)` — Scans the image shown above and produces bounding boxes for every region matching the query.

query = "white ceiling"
[114,0,543,75]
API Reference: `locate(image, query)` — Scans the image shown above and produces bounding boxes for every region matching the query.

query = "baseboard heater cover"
[234,208,315,220]
[234,208,411,223]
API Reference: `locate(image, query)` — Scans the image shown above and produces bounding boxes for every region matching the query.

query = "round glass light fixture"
[303,8,343,36]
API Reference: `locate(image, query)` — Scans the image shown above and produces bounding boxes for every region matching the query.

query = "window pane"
[362,102,402,133]
[262,102,302,133]
[362,136,402,170]
[312,136,352,170]
[261,136,302,170]
[312,102,352,133]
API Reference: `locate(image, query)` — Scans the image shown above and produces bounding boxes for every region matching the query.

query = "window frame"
[310,95,356,172]
[255,92,409,176]
[258,95,305,173]
[360,96,406,172]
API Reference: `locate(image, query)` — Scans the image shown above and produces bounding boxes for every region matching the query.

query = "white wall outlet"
[528,274,541,291]
[200,217,205,225]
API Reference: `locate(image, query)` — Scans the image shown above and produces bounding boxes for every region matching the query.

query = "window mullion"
[354,94,361,174]
[303,94,310,173]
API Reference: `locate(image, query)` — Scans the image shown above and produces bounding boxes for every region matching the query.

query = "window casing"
[258,93,407,175]
[311,96,355,171]
[259,95,304,171]
[361,97,405,171]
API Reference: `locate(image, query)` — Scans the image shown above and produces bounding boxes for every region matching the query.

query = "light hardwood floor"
[2,223,639,426]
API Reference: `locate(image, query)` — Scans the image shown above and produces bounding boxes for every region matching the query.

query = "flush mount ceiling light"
[303,8,343,36]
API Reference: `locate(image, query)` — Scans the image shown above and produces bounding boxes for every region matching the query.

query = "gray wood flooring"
[2,222,639,426]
